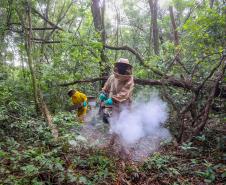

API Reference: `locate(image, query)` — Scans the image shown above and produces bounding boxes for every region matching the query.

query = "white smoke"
[73,93,171,161]
[110,93,171,147]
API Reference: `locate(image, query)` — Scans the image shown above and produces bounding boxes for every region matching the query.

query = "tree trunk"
[169,6,179,46]
[91,0,109,87]
[169,6,181,64]
[17,3,58,139]
[25,3,40,114]
[91,0,102,32]
[209,0,215,8]
[40,0,50,61]
[114,4,120,61]
[148,0,159,55]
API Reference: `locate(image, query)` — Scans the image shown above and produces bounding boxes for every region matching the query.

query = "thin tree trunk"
[25,3,40,113]
[91,0,102,32]
[38,90,59,139]
[158,10,164,45]
[149,0,159,55]
[169,6,179,46]
[101,0,106,44]
[17,3,58,139]
[91,0,109,87]
[169,6,181,64]
[114,3,120,61]
[40,0,50,61]
[209,0,215,8]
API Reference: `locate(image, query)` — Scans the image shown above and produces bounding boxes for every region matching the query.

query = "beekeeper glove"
[83,101,87,107]
[99,92,107,101]
[104,98,113,106]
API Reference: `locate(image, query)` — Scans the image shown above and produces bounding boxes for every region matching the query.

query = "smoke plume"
[110,94,170,145]
[109,93,171,160]
[77,93,171,161]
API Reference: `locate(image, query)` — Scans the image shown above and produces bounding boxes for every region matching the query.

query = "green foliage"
[180,142,198,151]
[73,154,116,184]
[142,153,180,177]
[53,111,80,133]
[196,160,226,183]
[0,111,116,184]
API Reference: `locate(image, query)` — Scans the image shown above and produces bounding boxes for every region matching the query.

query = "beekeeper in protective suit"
[99,58,134,113]
[99,58,134,159]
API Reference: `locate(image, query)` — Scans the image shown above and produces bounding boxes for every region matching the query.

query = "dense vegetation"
[0,0,225,184]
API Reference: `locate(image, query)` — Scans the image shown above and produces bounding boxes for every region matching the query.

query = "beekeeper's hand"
[99,92,107,101]
[104,98,113,106]
[82,101,87,107]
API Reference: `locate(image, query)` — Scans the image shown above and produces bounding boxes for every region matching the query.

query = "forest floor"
[66,123,226,185]
[0,111,225,185]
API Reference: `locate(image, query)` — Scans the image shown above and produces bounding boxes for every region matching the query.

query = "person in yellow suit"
[68,89,88,122]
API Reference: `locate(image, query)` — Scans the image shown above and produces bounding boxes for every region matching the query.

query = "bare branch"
[26,27,58,30]
[45,1,73,40]
[104,44,164,76]
[104,44,144,63]
[196,55,225,92]
[58,76,195,91]
[188,60,226,141]
[31,8,64,31]
[31,38,61,44]
[59,77,107,86]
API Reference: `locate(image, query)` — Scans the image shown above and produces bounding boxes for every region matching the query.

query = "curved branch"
[58,76,195,91]
[104,44,163,76]
[104,44,144,62]
[59,77,107,86]
[31,8,64,31]
[31,37,61,44]
[196,55,225,92]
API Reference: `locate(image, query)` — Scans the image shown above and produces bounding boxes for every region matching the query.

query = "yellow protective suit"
[71,91,88,120]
